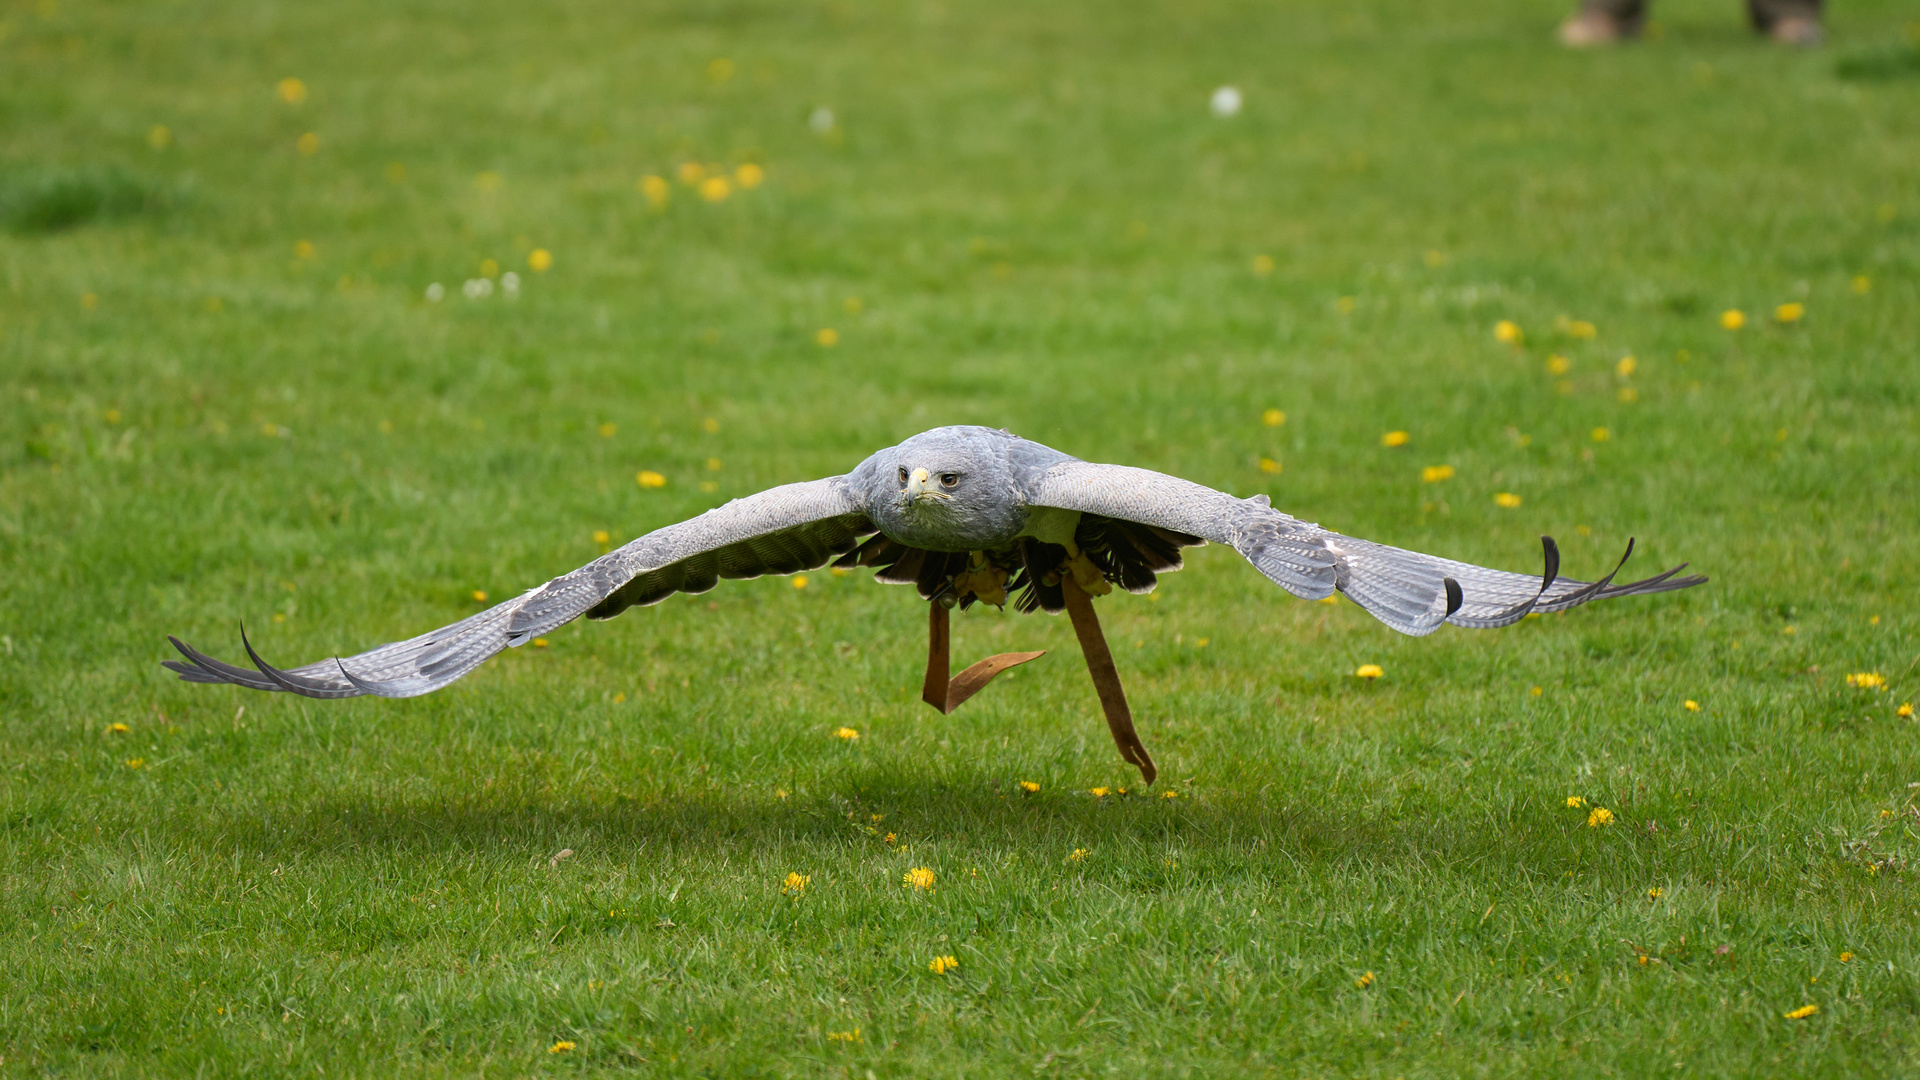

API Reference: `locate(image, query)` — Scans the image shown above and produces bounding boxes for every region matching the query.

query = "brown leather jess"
[919,576,1157,784]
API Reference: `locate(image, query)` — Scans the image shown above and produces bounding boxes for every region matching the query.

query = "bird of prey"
[166,425,1705,782]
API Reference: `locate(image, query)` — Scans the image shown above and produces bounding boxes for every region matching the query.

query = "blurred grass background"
[1,0,1917,1075]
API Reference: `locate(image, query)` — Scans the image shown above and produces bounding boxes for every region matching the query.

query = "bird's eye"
[940,473,959,488]
[898,467,909,485]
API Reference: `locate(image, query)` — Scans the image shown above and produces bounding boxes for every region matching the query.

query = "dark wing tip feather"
[166,634,284,692]
[240,624,362,699]
[1443,577,1463,618]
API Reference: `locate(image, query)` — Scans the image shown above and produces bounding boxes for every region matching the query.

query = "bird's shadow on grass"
[205,764,1567,883]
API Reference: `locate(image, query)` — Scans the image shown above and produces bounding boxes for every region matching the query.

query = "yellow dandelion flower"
[125,758,145,769]
[735,163,765,188]
[471,589,488,602]
[1018,781,1040,793]
[533,638,549,648]
[1355,663,1383,679]
[1258,457,1281,474]
[473,171,502,191]
[1161,790,1180,799]
[1783,1004,1818,1020]
[636,470,667,488]
[677,162,707,185]
[1336,296,1356,313]
[816,327,839,347]
[1355,971,1376,988]
[1068,848,1089,862]
[903,867,935,890]
[1251,254,1275,275]
[1530,686,1544,697]
[782,872,809,895]
[929,955,959,974]
[1569,320,1597,339]
[1647,887,1663,900]
[148,125,172,150]
[1566,796,1586,808]
[792,575,808,589]
[549,1040,576,1053]
[883,832,896,844]
[1592,427,1611,442]
[293,240,315,259]
[1261,408,1286,426]
[479,258,500,279]
[1380,430,1410,448]
[706,457,722,471]
[827,1028,862,1043]
[699,176,732,202]
[1546,354,1570,375]
[1851,275,1871,294]
[1720,309,1746,330]
[1775,302,1804,324]
[612,692,626,703]
[833,726,859,740]
[1494,492,1523,509]
[1898,703,1914,718]
[1088,787,1110,797]
[1494,320,1523,344]
[1846,672,1887,689]
[1681,699,1700,712]
[702,417,720,433]
[276,77,307,105]
[1421,464,1454,483]
[296,132,319,155]
[639,174,670,207]
[528,248,553,273]
[1587,807,1615,827]
[107,722,130,734]
[1615,355,1636,377]
[598,421,617,437]
[1840,951,1854,962]
[707,57,734,81]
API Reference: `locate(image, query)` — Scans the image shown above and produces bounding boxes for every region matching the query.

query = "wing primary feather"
[240,625,361,699]
[333,658,414,698]
[1533,538,1637,614]
[167,635,284,691]
[1456,536,1563,628]
[1443,576,1463,617]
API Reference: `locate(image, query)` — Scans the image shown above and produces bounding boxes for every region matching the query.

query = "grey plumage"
[166,424,1705,698]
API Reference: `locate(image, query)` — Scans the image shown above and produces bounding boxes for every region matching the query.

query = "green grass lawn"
[4,0,1919,1074]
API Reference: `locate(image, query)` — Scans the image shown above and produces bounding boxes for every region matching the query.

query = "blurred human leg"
[1559,0,1823,46]
[1558,0,1644,45]
[1748,0,1823,44]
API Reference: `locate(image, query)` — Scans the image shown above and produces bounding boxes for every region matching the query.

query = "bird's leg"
[920,591,1045,715]
[1060,575,1157,785]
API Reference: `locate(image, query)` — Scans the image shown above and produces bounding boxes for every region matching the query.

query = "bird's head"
[859,426,1027,546]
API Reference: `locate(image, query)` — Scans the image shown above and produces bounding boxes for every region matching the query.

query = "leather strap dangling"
[1060,575,1158,785]
[921,599,1046,715]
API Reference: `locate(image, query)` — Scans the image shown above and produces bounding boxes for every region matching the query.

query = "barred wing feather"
[164,477,873,698]
[1031,461,1704,638]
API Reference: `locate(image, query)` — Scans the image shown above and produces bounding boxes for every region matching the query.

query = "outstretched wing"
[1029,461,1705,636]
[164,477,875,699]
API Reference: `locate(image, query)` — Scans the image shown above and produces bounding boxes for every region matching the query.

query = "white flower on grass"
[809,107,835,133]
[1210,85,1242,117]
[501,271,521,297]
[462,278,494,300]
[424,282,445,302]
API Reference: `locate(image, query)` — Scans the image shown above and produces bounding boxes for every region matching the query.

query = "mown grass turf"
[3,0,1919,1075]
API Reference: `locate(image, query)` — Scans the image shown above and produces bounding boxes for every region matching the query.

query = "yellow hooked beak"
[904,467,948,504]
